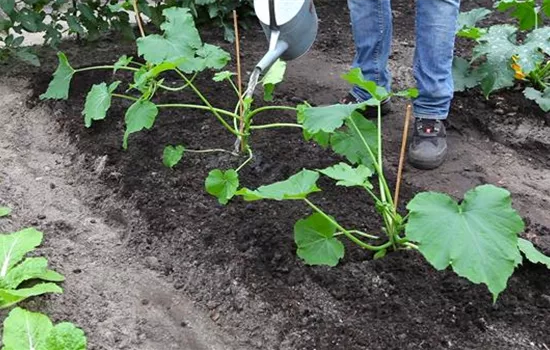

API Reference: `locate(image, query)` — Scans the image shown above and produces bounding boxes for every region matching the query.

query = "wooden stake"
[393,103,412,211]
[233,10,245,152]
[133,0,146,38]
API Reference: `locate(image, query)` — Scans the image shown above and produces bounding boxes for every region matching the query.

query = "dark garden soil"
[1,0,550,349]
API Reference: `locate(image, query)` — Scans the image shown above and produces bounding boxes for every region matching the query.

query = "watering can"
[253,0,318,73]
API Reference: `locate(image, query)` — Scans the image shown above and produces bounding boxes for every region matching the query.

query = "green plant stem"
[112,93,138,101]
[303,198,390,251]
[236,147,253,172]
[248,105,298,119]
[156,103,239,120]
[158,72,198,92]
[186,148,238,156]
[347,117,393,205]
[175,69,240,137]
[75,65,139,73]
[348,230,380,240]
[249,123,303,130]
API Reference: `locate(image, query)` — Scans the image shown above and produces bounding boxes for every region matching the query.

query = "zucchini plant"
[453,1,550,111]
[231,69,550,301]
[41,7,295,188]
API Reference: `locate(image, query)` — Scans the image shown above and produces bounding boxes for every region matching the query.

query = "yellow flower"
[511,55,526,80]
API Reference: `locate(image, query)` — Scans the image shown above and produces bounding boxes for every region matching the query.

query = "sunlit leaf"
[123,100,158,149]
[163,145,185,168]
[319,163,373,188]
[261,59,286,101]
[237,169,320,201]
[205,169,239,205]
[83,81,120,128]
[40,52,74,100]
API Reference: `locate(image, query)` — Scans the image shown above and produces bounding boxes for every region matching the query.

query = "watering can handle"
[268,0,277,29]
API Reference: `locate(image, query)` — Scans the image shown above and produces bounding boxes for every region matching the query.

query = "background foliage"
[0,0,253,66]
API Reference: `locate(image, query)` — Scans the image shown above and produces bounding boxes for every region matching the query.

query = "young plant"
[453,4,550,111]
[0,228,64,308]
[41,7,301,203]
[2,307,87,350]
[229,69,550,301]
[0,207,11,217]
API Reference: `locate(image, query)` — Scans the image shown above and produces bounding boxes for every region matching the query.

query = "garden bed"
[1,0,550,349]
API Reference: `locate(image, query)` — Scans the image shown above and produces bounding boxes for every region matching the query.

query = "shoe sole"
[407,149,447,170]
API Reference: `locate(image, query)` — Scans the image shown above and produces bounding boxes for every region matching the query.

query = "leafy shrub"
[0,0,253,66]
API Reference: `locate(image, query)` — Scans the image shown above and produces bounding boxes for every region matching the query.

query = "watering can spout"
[253,0,318,73]
[255,31,289,73]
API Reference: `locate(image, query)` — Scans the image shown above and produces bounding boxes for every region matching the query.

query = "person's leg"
[413,0,459,119]
[409,0,460,170]
[347,0,392,102]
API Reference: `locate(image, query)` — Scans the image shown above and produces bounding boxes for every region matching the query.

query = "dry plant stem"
[233,10,246,152]
[133,0,146,38]
[393,103,412,211]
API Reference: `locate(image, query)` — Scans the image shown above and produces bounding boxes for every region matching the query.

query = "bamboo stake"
[133,0,146,38]
[233,10,245,152]
[393,103,412,211]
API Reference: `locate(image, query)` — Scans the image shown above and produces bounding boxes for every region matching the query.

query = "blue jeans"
[347,0,460,119]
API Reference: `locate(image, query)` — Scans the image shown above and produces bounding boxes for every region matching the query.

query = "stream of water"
[244,67,262,99]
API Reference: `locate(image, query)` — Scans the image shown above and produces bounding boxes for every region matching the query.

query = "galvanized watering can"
[253,0,318,73]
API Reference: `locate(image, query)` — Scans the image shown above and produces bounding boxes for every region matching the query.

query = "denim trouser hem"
[413,112,448,120]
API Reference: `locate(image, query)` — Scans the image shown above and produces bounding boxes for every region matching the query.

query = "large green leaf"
[163,145,185,169]
[330,112,378,167]
[83,81,120,128]
[3,308,87,350]
[524,87,550,112]
[261,59,286,101]
[237,169,320,201]
[136,7,201,65]
[318,163,373,188]
[300,103,373,134]
[518,238,550,269]
[123,100,158,149]
[2,307,52,350]
[0,283,63,309]
[40,52,74,100]
[294,213,344,267]
[406,185,524,300]
[495,0,539,30]
[205,169,239,205]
